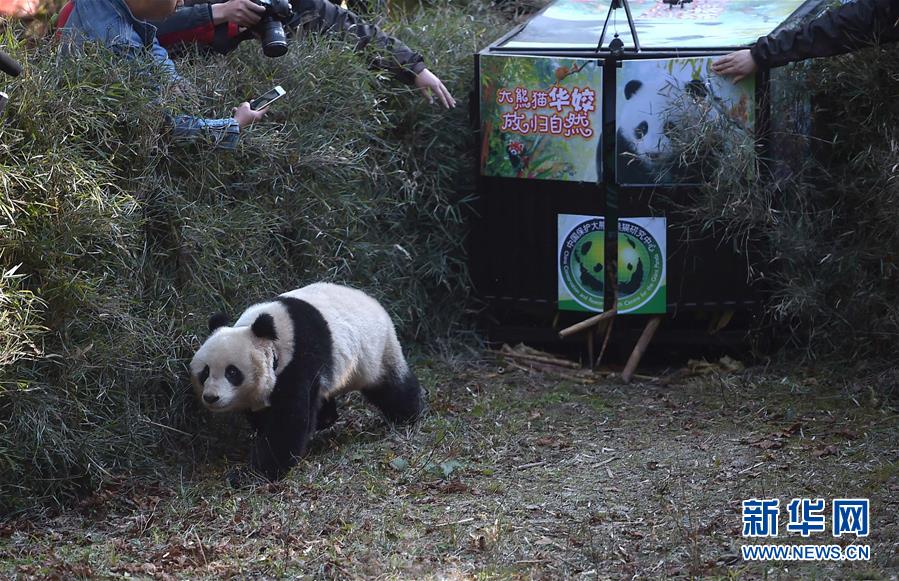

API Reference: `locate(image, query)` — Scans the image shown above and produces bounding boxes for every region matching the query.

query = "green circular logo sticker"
[559,218,606,311]
[559,218,664,313]
[618,220,665,312]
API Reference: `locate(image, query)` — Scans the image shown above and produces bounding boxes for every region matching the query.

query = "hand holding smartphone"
[250,85,286,111]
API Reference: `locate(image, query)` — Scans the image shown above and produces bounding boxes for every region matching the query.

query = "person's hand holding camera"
[212,0,266,27]
[232,101,266,128]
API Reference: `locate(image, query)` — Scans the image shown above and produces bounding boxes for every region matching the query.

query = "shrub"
[670,43,899,360]
[0,2,501,511]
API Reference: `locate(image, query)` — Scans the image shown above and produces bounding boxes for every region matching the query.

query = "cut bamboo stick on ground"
[586,330,594,368]
[622,316,662,383]
[592,369,659,382]
[505,360,596,385]
[558,308,617,339]
[495,345,581,369]
[594,315,614,369]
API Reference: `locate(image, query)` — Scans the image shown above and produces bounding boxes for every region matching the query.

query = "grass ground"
[0,352,896,579]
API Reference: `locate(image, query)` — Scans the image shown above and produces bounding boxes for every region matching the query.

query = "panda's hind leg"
[363,370,425,424]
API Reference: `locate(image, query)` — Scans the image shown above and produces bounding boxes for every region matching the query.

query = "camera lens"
[260,19,288,58]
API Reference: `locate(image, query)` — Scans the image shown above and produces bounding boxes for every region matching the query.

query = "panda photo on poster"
[616,56,755,186]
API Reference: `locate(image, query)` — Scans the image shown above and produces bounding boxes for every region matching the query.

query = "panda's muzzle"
[203,394,220,405]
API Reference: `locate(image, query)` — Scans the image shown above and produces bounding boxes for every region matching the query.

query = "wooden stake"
[594,315,615,369]
[621,316,662,383]
[558,308,617,338]
[586,329,595,368]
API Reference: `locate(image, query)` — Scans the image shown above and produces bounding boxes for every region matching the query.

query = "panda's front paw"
[316,397,339,430]
[226,466,268,489]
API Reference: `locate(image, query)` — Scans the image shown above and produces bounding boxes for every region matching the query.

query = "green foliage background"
[0,2,499,511]
[670,42,899,362]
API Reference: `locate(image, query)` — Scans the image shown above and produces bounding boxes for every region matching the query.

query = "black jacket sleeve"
[751,0,899,69]
[153,3,214,40]
[154,1,247,56]
[288,0,426,85]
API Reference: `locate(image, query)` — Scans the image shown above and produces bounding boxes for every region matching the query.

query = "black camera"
[251,0,293,57]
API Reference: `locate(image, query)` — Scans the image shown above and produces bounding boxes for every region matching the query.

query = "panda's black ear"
[208,313,230,333]
[251,313,278,341]
[624,80,643,100]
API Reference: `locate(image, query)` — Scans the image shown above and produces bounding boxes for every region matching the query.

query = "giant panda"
[189,282,424,482]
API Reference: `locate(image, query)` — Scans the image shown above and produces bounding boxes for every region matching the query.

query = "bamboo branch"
[495,345,581,369]
[559,308,617,339]
[622,316,662,383]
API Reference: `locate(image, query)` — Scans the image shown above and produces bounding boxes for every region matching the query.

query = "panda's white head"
[190,312,279,413]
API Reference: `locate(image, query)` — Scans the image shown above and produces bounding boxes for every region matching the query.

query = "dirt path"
[1,357,896,579]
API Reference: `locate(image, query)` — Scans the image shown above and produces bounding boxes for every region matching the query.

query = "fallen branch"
[594,456,618,468]
[432,517,476,528]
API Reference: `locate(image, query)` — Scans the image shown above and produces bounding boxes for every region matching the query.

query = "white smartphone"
[250,85,286,111]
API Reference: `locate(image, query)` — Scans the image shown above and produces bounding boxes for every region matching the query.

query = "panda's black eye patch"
[635,121,649,140]
[225,365,244,386]
[198,365,209,384]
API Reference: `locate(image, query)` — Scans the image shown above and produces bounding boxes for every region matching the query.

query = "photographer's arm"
[213,0,265,26]
[752,0,899,69]
[715,0,899,80]
[154,3,217,43]
[57,0,256,149]
[293,0,420,78]
[293,0,454,106]
[146,38,264,148]
[155,0,263,49]
[171,102,264,148]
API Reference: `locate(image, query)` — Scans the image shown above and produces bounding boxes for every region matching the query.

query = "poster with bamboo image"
[616,56,756,186]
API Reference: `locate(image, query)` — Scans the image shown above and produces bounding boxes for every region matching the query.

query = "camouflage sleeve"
[289,0,426,85]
